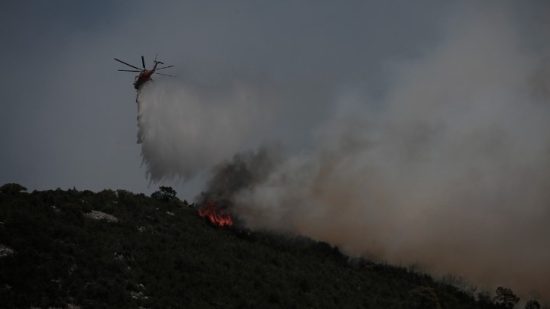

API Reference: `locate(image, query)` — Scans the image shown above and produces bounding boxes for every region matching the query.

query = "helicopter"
[114,56,174,90]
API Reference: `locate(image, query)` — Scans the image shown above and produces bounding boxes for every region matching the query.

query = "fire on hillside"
[197,201,233,228]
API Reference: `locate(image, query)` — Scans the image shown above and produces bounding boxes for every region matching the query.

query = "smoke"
[197,148,279,206]
[138,4,550,299]
[137,78,280,181]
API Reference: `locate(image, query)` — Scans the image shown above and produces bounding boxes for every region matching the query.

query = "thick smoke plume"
[138,6,550,299]
[137,79,280,181]
[197,148,278,205]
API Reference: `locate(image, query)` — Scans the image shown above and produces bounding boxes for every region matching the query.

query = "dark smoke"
[196,147,278,209]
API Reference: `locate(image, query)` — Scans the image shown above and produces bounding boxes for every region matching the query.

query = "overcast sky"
[0,1,544,197]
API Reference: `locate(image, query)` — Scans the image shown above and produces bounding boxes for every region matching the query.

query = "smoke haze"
[138,4,550,299]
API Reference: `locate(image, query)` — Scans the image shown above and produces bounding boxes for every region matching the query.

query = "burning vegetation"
[195,148,276,229]
[197,201,233,227]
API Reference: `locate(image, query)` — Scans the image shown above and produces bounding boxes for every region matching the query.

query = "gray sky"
[1,1,540,196]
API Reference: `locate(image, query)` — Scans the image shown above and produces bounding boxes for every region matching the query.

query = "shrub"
[525,299,541,309]
[407,286,442,309]
[151,186,177,201]
[0,183,27,194]
[493,287,519,309]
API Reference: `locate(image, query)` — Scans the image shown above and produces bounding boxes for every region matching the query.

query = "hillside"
[0,184,518,308]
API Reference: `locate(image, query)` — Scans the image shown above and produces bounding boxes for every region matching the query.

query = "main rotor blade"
[155,73,175,77]
[114,58,141,70]
[118,69,141,72]
[156,65,174,70]
[141,56,146,69]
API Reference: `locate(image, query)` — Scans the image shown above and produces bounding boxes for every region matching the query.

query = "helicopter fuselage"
[133,70,155,90]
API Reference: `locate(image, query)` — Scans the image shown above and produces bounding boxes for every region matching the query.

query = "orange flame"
[198,201,233,227]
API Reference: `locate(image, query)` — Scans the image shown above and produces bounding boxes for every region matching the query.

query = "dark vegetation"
[0,183,543,308]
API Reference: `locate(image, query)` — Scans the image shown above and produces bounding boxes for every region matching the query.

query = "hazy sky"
[0,1,544,196]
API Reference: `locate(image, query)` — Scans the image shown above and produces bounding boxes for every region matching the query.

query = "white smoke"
[138,4,550,299]
[137,79,279,181]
